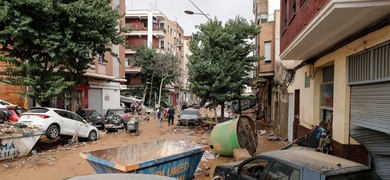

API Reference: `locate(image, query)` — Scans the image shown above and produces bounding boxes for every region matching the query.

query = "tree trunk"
[158,77,165,109]
[214,107,218,123]
[220,102,225,120]
[70,87,78,112]
[142,86,148,104]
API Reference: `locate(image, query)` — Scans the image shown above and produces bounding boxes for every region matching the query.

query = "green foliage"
[129,47,180,106]
[188,16,261,109]
[0,0,125,104]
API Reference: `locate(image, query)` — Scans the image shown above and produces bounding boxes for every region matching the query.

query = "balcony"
[125,27,165,38]
[281,0,390,60]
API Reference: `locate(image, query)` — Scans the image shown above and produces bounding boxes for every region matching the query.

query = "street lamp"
[185,0,211,21]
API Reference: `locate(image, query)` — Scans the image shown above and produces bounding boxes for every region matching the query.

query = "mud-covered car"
[104,109,126,131]
[83,109,104,130]
[178,108,200,126]
[213,149,380,180]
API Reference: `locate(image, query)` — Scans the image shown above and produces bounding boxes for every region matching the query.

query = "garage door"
[350,81,390,179]
[89,89,103,115]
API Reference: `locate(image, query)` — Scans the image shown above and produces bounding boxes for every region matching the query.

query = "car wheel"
[112,115,121,124]
[46,124,60,140]
[88,130,98,141]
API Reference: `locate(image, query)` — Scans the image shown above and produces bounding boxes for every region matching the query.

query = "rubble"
[0,122,42,135]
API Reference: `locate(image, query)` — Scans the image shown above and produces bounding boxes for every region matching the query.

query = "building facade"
[0,0,126,116]
[253,0,295,140]
[123,10,184,107]
[280,0,390,178]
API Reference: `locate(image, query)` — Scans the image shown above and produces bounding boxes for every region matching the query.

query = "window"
[301,0,307,7]
[264,41,272,63]
[143,21,148,28]
[290,0,297,17]
[265,162,300,180]
[239,158,269,179]
[159,23,164,29]
[320,65,334,126]
[282,0,288,29]
[160,40,165,49]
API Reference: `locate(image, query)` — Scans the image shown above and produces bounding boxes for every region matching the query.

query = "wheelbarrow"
[126,117,140,136]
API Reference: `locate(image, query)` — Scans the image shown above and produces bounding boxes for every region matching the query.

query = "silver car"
[19,107,99,141]
[178,108,200,126]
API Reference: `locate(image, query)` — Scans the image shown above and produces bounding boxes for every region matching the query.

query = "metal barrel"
[208,115,257,156]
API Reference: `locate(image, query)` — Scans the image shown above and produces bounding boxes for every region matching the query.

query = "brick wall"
[280,0,329,53]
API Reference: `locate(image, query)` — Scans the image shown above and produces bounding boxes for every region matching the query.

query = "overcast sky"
[126,0,280,35]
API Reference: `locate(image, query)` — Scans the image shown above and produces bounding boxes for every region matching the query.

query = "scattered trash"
[267,135,279,141]
[257,130,267,136]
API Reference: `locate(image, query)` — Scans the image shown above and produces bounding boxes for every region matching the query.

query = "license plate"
[95,124,102,127]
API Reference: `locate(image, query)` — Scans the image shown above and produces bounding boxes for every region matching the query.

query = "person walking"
[167,106,175,126]
[76,107,85,119]
[157,108,163,128]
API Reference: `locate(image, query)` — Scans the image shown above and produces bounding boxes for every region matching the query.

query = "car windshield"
[85,111,100,117]
[182,109,198,115]
[16,107,27,114]
[26,108,49,113]
[106,110,124,117]
[326,170,381,180]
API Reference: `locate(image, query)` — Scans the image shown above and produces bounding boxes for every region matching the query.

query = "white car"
[19,107,99,141]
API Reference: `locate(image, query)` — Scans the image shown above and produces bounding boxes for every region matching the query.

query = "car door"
[232,157,271,180]
[69,112,89,138]
[54,110,74,135]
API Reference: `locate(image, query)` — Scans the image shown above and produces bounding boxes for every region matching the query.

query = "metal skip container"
[208,115,257,156]
[80,139,208,180]
[0,125,43,161]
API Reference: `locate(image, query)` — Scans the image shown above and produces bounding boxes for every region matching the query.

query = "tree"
[129,47,180,108]
[188,16,260,120]
[0,0,125,109]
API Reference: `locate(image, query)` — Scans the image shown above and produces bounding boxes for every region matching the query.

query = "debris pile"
[0,122,42,136]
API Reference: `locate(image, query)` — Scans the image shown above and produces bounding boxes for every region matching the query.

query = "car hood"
[179,114,198,120]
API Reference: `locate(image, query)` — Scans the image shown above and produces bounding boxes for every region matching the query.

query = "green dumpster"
[208,115,257,156]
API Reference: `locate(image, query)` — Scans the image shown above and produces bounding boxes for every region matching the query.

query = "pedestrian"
[121,109,131,131]
[167,106,175,126]
[157,108,163,128]
[163,107,168,121]
[76,107,85,119]
[130,103,135,112]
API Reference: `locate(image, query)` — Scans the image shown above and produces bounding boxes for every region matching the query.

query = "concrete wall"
[294,25,390,145]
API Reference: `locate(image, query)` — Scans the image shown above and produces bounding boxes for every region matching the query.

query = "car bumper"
[104,124,124,129]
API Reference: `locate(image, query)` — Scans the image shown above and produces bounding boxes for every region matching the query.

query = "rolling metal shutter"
[350,81,390,179]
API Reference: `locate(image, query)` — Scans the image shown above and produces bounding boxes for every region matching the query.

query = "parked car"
[1,105,27,123]
[0,99,13,106]
[213,149,380,180]
[104,108,127,131]
[178,108,200,126]
[0,109,8,123]
[18,107,99,141]
[83,109,104,130]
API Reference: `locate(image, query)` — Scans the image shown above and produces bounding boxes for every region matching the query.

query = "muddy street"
[0,109,287,180]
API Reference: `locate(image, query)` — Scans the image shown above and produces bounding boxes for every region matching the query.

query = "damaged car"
[213,149,380,180]
[19,107,99,141]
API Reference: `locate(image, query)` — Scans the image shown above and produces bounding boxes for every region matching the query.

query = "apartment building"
[123,10,184,107]
[280,0,390,178]
[253,0,295,140]
[0,0,126,116]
